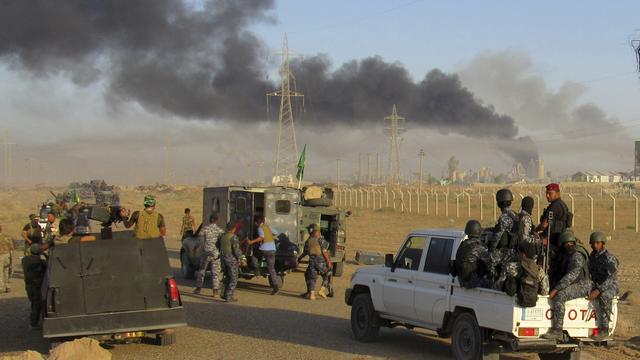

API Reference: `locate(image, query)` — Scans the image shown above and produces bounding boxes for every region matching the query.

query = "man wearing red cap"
[536,183,573,288]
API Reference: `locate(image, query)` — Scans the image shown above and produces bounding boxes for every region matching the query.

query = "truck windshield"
[395,236,426,271]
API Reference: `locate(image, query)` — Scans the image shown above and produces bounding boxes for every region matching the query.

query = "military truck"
[42,205,187,345]
[184,185,348,276]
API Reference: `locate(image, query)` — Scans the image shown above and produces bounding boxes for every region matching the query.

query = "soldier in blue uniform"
[588,231,619,340]
[301,224,332,300]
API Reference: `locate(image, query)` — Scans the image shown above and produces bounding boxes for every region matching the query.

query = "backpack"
[498,212,523,250]
[518,258,540,307]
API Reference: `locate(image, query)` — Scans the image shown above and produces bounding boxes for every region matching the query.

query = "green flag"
[296,144,306,181]
[72,189,81,204]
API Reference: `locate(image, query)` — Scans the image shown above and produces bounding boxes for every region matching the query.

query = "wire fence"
[333,184,640,232]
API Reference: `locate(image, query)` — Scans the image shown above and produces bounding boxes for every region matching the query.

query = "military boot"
[308,291,317,300]
[212,289,219,298]
[541,328,563,340]
[193,287,201,294]
[318,287,328,299]
[592,328,609,340]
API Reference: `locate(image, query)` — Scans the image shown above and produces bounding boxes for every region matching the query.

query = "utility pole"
[376,153,380,184]
[267,33,304,186]
[367,153,372,185]
[385,105,405,185]
[357,153,362,185]
[2,131,16,189]
[336,158,341,189]
[418,148,425,192]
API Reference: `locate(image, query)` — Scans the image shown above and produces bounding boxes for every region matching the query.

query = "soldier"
[219,222,243,302]
[180,208,196,241]
[21,214,42,255]
[0,224,14,293]
[245,216,281,295]
[43,212,59,245]
[519,196,536,244]
[301,224,333,300]
[542,231,592,340]
[22,243,47,328]
[588,231,619,340]
[536,184,571,285]
[454,220,492,289]
[489,188,519,291]
[122,195,167,239]
[193,214,224,297]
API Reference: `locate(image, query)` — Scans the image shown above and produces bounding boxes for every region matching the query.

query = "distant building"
[571,171,624,183]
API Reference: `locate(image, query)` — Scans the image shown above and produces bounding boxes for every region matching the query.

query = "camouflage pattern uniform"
[454,237,493,289]
[0,231,13,292]
[195,223,224,292]
[550,249,592,329]
[304,235,331,293]
[219,231,243,301]
[589,249,619,330]
[490,208,519,290]
[520,210,535,244]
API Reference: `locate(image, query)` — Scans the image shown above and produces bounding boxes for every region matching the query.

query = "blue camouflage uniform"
[196,223,224,292]
[454,237,493,289]
[589,249,619,330]
[490,208,519,290]
[304,235,331,293]
[550,248,592,329]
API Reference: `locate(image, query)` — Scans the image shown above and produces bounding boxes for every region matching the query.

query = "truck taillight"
[518,328,539,337]
[590,328,600,337]
[167,277,180,307]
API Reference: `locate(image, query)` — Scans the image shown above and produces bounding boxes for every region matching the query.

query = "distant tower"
[267,33,304,186]
[537,159,545,180]
[385,105,405,185]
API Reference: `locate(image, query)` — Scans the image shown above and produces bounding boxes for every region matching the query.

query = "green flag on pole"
[296,144,306,182]
[72,189,81,204]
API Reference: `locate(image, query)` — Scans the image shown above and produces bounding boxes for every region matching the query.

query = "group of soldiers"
[454,183,619,340]
[182,206,334,302]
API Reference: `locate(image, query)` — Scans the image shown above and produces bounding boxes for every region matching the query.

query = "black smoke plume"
[0,0,536,163]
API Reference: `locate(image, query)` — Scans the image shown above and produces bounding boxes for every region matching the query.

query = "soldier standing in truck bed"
[122,195,167,239]
[588,231,619,340]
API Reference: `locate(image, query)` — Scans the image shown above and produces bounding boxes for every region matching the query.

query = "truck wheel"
[350,293,380,342]
[451,312,483,360]
[155,330,176,346]
[180,252,195,279]
[333,260,344,277]
[538,351,581,360]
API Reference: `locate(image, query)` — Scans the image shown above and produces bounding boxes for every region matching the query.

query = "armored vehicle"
[180,185,348,278]
[42,205,186,345]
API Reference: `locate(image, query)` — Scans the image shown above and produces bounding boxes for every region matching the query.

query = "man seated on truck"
[489,189,520,291]
[588,231,619,340]
[122,195,167,239]
[542,231,592,340]
[453,220,492,289]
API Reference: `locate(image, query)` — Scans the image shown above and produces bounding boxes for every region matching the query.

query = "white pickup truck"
[345,229,617,360]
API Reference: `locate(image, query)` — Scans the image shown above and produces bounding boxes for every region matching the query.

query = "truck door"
[229,191,253,239]
[382,235,426,320]
[203,187,229,227]
[264,188,300,245]
[413,236,455,326]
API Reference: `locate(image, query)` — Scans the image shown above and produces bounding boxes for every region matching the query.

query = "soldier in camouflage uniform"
[179,208,196,241]
[519,197,536,244]
[194,214,224,297]
[454,220,492,289]
[542,231,593,340]
[0,224,14,293]
[489,189,519,291]
[588,231,618,339]
[302,224,333,300]
[219,222,243,302]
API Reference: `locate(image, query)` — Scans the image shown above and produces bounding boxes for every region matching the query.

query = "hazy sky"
[1,0,640,185]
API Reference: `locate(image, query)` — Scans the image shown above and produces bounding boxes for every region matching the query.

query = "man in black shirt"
[22,243,47,328]
[536,183,571,248]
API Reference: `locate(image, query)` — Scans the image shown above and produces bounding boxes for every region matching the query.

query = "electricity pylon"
[267,33,304,186]
[385,105,405,185]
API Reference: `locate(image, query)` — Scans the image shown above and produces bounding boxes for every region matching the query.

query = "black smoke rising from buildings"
[0,0,537,163]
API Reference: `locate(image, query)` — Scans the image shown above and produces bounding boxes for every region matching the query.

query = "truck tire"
[538,351,581,360]
[451,312,483,360]
[350,293,380,342]
[180,252,195,279]
[333,260,344,277]
[155,330,176,346]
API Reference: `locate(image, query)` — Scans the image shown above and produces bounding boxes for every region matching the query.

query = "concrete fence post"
[633,194,639,232]
[445,192,449,217]
[416,189,420,214]
[385,188,389,208]
[435,193,439,216]
[479,192,484,221]
[455,193,461,218]
[465,192,471,218]
[609,194,616,231]
[400,189,405,213]
[359,189,365,208]
[407,189,412,213]
[586,194,594,230]
[424,191,430,215]
[567,194,575,228]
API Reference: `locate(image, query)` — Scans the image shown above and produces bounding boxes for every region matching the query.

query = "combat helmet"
[559,231,577,245]
[589,231,607,244]
[464,220,482,238]
[496,188,513,202]
[143,195,156,207]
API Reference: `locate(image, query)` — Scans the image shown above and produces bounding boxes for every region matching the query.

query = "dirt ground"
[0,186,639,359]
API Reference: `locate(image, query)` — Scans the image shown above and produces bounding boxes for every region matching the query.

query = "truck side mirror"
[384,253,394,270]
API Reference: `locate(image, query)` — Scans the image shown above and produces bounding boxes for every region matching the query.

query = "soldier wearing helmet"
[588,231,619,339]
[453,220,492,289]
[542,231,592,340]
[123,195,167,239]
[488,189,520,291]
[300,224,332,300]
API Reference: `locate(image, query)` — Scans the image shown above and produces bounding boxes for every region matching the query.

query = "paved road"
[0,242,596,360]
